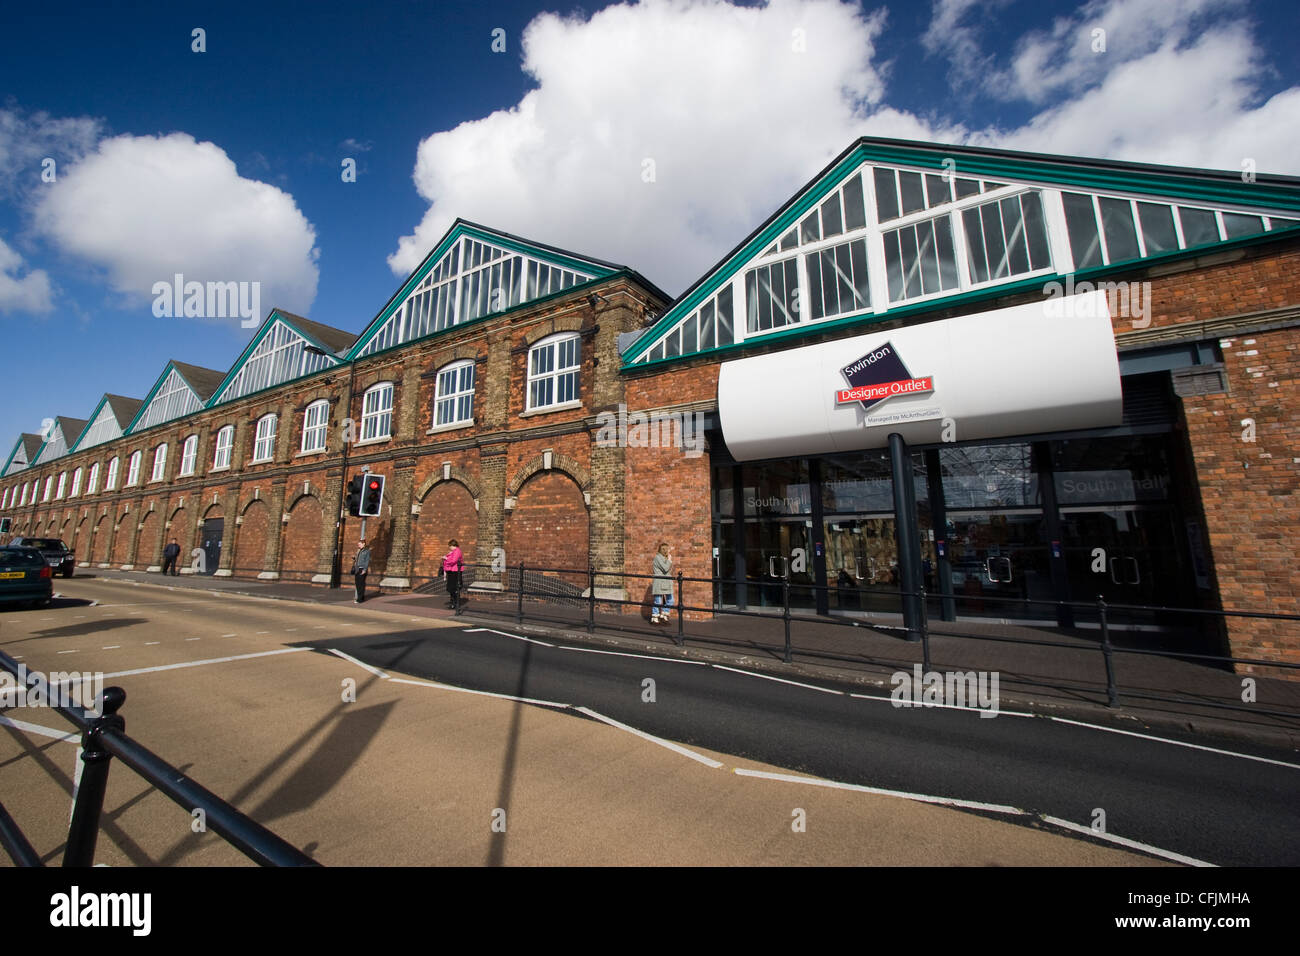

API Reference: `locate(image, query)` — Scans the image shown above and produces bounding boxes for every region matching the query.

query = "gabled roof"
[348,219,635,360]
[126,360,226,434]
[31,416,88,465]
[208,308,352,406]
[622,136,1300,368]
[170,361,226,402]
[68,393,144,453]
[105,394,143,429]
[2,433,44,476]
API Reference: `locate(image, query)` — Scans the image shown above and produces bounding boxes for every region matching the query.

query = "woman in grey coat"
[651,542,674,624]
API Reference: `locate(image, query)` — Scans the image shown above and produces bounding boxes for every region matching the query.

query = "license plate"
[0,572,24,579]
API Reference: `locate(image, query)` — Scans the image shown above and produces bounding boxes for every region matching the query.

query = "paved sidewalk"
[69,567,1300,751]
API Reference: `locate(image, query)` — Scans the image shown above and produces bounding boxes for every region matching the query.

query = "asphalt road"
[311,622,1300,866]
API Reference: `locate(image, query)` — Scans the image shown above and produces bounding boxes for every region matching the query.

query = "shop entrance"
[200,518,222,575]
[944,508,1052,619]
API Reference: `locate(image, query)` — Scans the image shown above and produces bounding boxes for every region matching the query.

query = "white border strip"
[711,665,845,695]
[1039,815,1215,867]
[733,767,1023,814]
[387,677,569,710]
[0,715,80,743]
[96,646,311,680]
[557,645,708,665]
[574,706,724,768]
[328,648,389,679]
[463,627,553,648]
[1049,717,1300,770]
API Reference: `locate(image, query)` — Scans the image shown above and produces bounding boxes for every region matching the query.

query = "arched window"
[70,467,83,497]
[106,456,120,490]
[301,400,329,453]
[179,435,198,476]
[56,471,67,498]
[361,383,394,441]
[126,450,142,486]
[43,476,54,501]
[151,443,168,481]
[252,414,277,462]
[213,426,234,469]
[433,361,475,428]
[87,462,100,494]
[527,332,581,410]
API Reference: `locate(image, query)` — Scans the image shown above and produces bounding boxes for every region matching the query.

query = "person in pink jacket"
[442,539,464,614]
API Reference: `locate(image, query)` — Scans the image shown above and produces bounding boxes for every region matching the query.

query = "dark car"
[8,537,75,577]
[0,547,54,608]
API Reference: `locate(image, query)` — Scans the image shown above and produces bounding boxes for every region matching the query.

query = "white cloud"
[0,107,104,199]
[390,0,1299,296]
[0,236,53,315]
[389,0,922,293]
[34,132,319,316]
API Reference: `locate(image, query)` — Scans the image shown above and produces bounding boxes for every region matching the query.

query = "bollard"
[675,570,685,647]
[1098,595,1119,708]
[782,575,792,664]
[920,586,932,672]
[63,687,127,867]
[587,566,595,634]
[516,561,525,626]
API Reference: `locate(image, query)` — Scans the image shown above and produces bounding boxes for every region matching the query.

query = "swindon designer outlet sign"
[835,342,939,427]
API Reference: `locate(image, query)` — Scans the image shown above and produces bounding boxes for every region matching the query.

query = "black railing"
[0,648,319,867]
[432,560,1300,720]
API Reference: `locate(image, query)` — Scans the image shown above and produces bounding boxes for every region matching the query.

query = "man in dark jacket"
[161,539,181,576]
[352,540,371,603]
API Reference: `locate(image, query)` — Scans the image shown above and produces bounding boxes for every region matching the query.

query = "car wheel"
[63,567,73,578]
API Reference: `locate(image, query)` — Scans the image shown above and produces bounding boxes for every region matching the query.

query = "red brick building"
[3,140,1298,670]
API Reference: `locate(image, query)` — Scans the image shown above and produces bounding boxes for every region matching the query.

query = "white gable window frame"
[179,435,198,476]
[433,361,475,429]
[134,368,202,432]
[126,451,142,486]
[106,456,120,490]
[527,333,582,411]
[301,400,329,453]
[213,426,234,469]
[56,472,67,499]
[79,401,125,451]
[216,320,335,405]
[87,462,100,495]
[252,414,277,462]
[151,443,168,481]
[70,467,83,497]
[360,384,394,443]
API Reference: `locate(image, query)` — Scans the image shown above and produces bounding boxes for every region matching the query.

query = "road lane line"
[463,627,554,648]
[1038,815,1215,867]
[327,648,389,679]
[220,633,235,637]
[144,642,160,646]
[575,706,725,769]
[711,665,845,695]
[388,677,570,710]
[57,650,77,655]
[102,645,119,650]
[1047,716,1300,770]
[555,645,708,665]
[847,690,1036,719]
[733,767,1023,814]
[94,647,311,680]
[0,716,80,744]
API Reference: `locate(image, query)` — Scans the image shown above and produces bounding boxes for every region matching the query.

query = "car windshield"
[25,539,65,550]
[0,549,43,568]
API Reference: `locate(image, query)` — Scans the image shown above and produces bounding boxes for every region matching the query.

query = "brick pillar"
[315,466,344,584]
[148,496,170,570]
[275,402,296,465]
[589,443,626,598]
[215,488,239,576]
[98,505,115,567]
[123,494,145,569]
[481,331,511,429]
[396,364,422,444]
[380,459,417,587]
[261,478,288,579]
[478,446,507,573]
[194,422,213,477]
[231,418,250,473]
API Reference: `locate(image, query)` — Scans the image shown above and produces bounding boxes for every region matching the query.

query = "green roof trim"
[67,395,111,452]
[206,309,343,408]
[123,361,195,435]
[346,220,620,359]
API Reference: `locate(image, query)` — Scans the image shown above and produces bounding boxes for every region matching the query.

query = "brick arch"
[286,490,321,512]
[166,507,191,556]
[238,494,270,517]
[110,513,133,565]
[234,499,269,577]
[137,510,160,567]
[415,467,482,503]
[507,451,590,498]
[505,470,589,586]
[201,502,224,521]
[412,481,477,583]
[427,344,481,372]
[520,314,587,350]
[93,514,112,564]
[281,494,323,581]
[74,515,90,563]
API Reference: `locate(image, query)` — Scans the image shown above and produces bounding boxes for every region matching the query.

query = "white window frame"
[151,443,168,481]
[360,383,394,442]
[106,456,120,490]
[252,414,277,463]
[70,468,83,497]
[1,487,8,508]
[213,426,234,469]
[301,400,329,453]
[433,361,475,428]
[43,476,53,501]
[87,462,100,495]
[526,333,582,411]
[20,482,29,505]
[56,471,67,498]
[126,451,142,486]
[179,435,198,476]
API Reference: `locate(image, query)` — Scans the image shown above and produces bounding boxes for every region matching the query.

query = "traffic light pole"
[306,344,356,590]
[359,463,370,542]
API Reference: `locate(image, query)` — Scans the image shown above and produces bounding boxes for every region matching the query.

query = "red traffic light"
[368,480,379,490]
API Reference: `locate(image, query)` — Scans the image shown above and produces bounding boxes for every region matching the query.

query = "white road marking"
[711,665,845,695]
[256,631,269,634]
[389,676,570,710]
[576,706,724,768]
[102,645,119,650]
[327,649,389,679]
[313,625,327,629]
[555,645,708,666]
[144,642,160,646]
[95,647,311,679]
[847,690,1035,719]
[0,716,80,744]
[733,767,1023,815]
[285,628,298,632]
[57,650,77,655]
[1039,815,1215,867]
[1048,716,1300,770]
[186,638,201,642]
[221,633,236,638]
[463,627,553,648]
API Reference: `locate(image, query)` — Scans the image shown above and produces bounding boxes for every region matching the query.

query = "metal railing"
[0,648,319,867]
[429,560,1300,719]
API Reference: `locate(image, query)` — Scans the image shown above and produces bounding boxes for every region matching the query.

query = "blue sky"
[2,0,1298,449]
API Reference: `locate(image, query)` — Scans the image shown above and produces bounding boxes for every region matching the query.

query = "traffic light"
[345,474,364,516]
[360,474,385,517]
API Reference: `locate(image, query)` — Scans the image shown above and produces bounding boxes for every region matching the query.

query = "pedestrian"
[442,538,464,614]
[651,542,674,625]
[161,538,181,576]
[351,539,371,603]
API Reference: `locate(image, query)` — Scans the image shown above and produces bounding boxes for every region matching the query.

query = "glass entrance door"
[1058,505,1194,610]
[743,516,815,609]
[945,509,1052,619]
